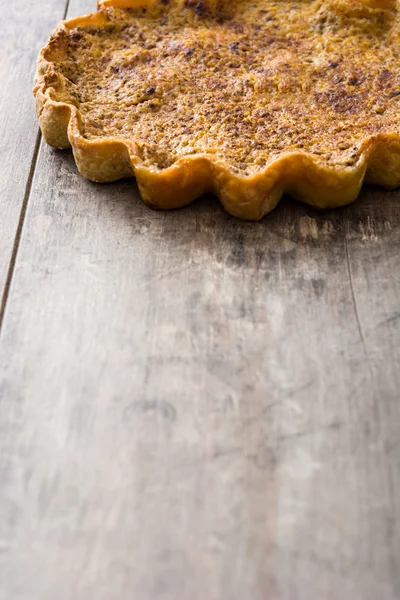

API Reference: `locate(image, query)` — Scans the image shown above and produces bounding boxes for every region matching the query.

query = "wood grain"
[1,1,400,599]
[1,144,400,599]
[0,0,68,319]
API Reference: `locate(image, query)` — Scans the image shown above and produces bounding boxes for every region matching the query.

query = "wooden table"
[1,1,400,598]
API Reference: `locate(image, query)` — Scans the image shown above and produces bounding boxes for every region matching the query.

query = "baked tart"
[35,0,400,220]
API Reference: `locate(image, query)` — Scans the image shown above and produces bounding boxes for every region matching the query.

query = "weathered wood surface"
[1,145,400,599]
[1,1,400,599]
[0,0,68,319]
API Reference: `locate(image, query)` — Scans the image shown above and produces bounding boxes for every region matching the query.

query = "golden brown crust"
[34,0,400,220]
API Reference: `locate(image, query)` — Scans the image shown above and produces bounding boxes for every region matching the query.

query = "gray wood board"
[0,0,68,318]
[0,138,399,599]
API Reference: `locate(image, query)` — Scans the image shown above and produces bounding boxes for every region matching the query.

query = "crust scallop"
[34,0,400,220]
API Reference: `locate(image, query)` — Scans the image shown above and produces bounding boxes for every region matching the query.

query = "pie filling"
[49,0,399,174]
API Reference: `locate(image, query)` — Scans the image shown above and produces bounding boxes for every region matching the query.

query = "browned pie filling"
[48,0,400,175]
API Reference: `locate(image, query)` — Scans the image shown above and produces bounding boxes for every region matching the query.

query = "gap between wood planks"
[0,131,41,331]
[0,0,71,333]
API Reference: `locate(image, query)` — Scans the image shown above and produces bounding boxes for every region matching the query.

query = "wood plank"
[1,152,400,599]
[0,0,68,319]
[1,1,400,598]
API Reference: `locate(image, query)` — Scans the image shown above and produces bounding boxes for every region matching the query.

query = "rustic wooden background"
[0,1,399,599]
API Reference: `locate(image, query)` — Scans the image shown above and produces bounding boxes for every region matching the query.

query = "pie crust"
[34,0,400,219]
